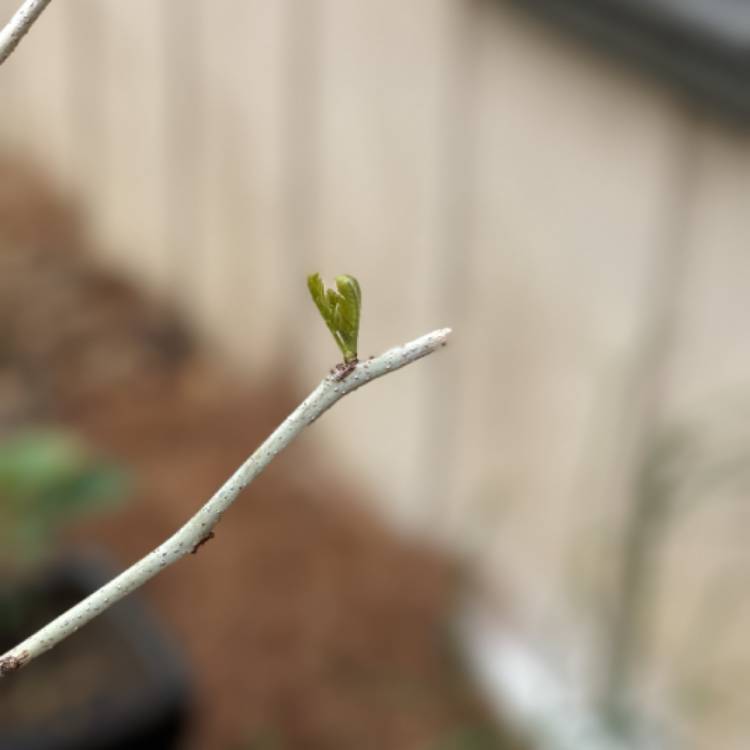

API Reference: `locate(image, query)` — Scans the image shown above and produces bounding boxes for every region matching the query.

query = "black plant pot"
[0,553,191,750]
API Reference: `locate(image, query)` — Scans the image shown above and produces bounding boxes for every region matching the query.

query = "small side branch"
[0,328,451,676]
[0,0,53,66]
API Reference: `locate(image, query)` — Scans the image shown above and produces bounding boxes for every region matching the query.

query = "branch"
[0,0,53,66]
[0,328,452,676]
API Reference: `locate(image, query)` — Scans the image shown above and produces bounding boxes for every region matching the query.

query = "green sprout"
[307,273,362,363]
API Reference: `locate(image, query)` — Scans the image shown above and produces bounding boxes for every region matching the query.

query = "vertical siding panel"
[643,124,750,746]
[2,0,69,178]
[464,4,683,628]
[90,1,165,284]
[199,0,288,375]
[277,0,323,363]
[160,0,206,311]
[194,0,237,349]
[417,0,482,543]
[660,125,750,411]
[64,1,108,201]
[598,110,701,709]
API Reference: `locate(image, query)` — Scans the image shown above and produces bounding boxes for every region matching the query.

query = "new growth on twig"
[307,273,362,365]
[0,275,450,676]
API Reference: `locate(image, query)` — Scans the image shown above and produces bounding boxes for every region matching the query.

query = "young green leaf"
[307,273,362,363]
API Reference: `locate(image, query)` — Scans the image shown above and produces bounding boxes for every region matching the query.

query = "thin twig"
[0,0,54,66]
[0,328,451,676]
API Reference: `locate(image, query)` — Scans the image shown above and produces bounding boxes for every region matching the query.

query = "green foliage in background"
[0,430,127,568]
[307,273,362,363]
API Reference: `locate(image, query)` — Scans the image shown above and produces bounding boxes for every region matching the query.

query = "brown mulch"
[0,159,521,749]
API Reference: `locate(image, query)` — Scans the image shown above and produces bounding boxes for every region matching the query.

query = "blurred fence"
[2,2,750,737]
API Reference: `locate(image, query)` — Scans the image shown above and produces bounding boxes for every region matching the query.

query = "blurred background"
[1,0,750,748]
